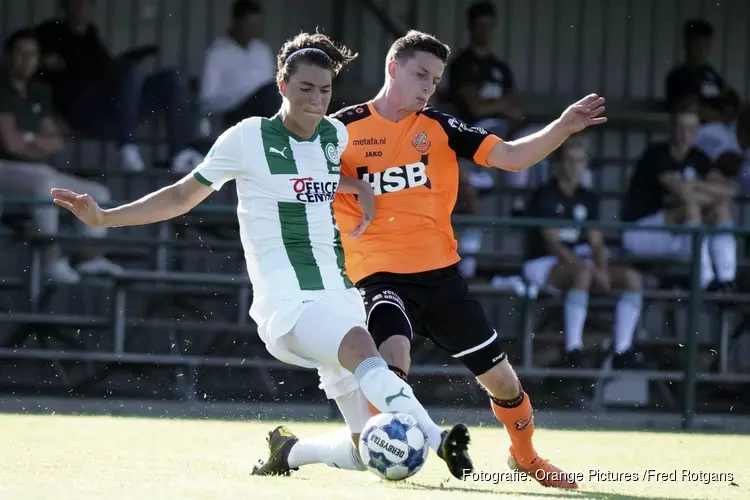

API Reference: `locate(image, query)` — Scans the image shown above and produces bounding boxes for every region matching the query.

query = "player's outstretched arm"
[487,94,607,172]
[337,176,375,238]
[51,174,214,228]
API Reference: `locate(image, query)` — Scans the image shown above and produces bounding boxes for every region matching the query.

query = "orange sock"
[490,391,537,464]
[367,365,409,416]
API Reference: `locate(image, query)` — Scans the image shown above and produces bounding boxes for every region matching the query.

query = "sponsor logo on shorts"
[373,289,406,311]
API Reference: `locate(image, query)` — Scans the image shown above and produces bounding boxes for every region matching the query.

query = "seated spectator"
[36,0,201,172]
[523,137,644,369]
[665,19,731,123]
[694,103,750,192]
[0,28,121,284]
[621,105,739,292]
[200,0,280,129]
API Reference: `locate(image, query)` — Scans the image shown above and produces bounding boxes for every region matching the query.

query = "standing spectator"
[0,29,121,284]
[622,105,739,292]
[200,0,280,128]
[523,137,644,368]
[665,19,730,123]
[36,0,202,172]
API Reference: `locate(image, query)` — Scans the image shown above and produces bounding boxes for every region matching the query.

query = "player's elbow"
[487,143,524,171]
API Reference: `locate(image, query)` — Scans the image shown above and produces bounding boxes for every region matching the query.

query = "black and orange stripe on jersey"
[331,102,502,283]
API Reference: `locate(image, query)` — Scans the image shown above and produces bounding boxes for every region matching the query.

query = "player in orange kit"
[252,30,605,489]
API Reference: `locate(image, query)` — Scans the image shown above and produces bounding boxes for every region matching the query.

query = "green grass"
[0,413,747,500]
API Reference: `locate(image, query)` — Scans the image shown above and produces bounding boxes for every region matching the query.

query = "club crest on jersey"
[324,143,340,165]
[412,132,431,153]
[290,176,338,203]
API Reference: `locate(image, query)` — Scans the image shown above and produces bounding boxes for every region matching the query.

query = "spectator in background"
[0,29,121,284]
[36,0,202,173]
[665,19,730,123]
[200,0,280,128]
[523,137,644,369]
[694,101,750,193]
[448,1,525,198]
[622,105,739,292]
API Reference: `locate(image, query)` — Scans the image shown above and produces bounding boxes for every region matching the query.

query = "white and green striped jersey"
[192,114,353,299]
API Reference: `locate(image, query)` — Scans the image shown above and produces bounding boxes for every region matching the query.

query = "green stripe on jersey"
[330,204,353,288]
[318,119,340,174]
[193,171,212,186]
[261,117,298,175]
[278,201,324,290]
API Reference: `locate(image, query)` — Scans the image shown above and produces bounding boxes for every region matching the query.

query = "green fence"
[2,196,750,428]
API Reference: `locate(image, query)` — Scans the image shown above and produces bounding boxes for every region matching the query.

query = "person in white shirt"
[200,0,280,128]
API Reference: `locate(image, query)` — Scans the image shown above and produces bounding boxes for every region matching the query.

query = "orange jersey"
[331,102,502,283]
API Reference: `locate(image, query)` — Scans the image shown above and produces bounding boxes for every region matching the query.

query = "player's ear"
[278,80,287,98]
[387,59,398,80]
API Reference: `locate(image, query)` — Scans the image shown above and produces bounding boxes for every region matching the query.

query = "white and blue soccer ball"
[358,412,429,481]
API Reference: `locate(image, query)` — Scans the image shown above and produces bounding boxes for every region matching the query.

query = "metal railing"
[3,197,750,428]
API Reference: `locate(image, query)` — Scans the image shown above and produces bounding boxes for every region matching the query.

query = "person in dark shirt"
[448,1,531,277]
[36,0,201,172]
[524,136,644,369]
[665,19,732,122]
[0,28,121,284]
[448,2,523,131]
[622,105,739,291]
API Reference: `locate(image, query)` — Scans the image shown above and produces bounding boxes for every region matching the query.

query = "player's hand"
[559,94,607,134]
[350,181,376,238]
[50,188,106,227]
[592,267,611,292]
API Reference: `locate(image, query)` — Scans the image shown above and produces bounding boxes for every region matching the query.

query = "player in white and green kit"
[50,31,472,479]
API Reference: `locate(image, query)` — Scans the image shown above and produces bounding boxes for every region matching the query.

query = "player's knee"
[368,303,412,350]
[475,358,521,400]
[571,265,592,290]
[338,326,379,373]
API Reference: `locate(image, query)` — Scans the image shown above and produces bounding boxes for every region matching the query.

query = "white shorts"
[522,244,597,289]
[622,211,692,259]
[255,287,367,400]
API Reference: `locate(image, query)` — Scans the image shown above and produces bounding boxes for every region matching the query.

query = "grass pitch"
[0,413,747,500]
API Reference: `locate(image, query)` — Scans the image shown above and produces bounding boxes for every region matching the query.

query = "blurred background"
[1,0,750,430]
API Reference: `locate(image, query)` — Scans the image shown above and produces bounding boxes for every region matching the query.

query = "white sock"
[709,223,737,282]
[686,223,716,288]
[614,292,642,354]
[564,289,589,352]
[354,357,443,452]
[287,428,366,471]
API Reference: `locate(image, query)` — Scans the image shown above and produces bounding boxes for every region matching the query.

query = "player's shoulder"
[320,114,349,143]
[321,114,346,133]
[418,106,490,135]
[231,115,264,132]
[330,102,373,126]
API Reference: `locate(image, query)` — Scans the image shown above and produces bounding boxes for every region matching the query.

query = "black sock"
[490,383,525,408]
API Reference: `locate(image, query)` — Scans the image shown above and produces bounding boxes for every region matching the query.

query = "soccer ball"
[358,412,429,481]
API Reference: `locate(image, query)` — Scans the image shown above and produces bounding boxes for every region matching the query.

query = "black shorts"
[357,263,506,376]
